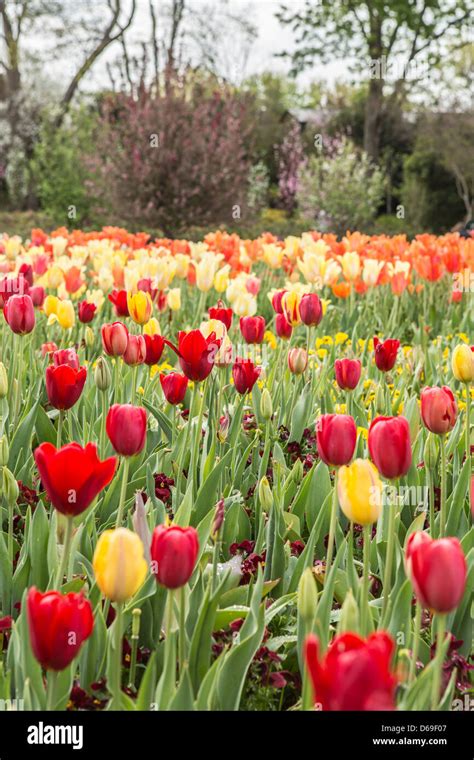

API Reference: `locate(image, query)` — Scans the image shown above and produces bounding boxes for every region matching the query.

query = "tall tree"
[0,0,136,204]
[277,0,473,160]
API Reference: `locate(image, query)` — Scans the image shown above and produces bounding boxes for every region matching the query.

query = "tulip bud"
[260,388,273,420]
[0,436,9,467]
[2,467,18,504]
[291,457,304,484]
[217,414,229,443]
[375,383,385,414]
[84,326,95,347]
[337,589,359,634]
[211,498,225,540]
[94,357,111,391]
[424,433,439,470]
[258,476,273,511]
[288,348,308,375]
[297,567,317,625]
[0,363,8,398]
[131,608,142,640]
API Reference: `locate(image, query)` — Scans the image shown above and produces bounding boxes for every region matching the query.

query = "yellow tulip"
[281,290,301,327]
[214,265,230,293]
[127,291,153,325]
[337,459,382,526]
[43,295,59,317]
[340,251,361,281]
[93,528,148,602]
[167,287,181,311]
[47,265,65,289]
[174,254,190,279]
[143,317,161,336]
[48,299,75,329]
[4,236,22,260]
[451,344,474,383]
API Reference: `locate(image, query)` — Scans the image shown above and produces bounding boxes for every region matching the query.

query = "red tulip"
[316,414,357,467]
[299,293,323,327]
[137,277,158,302]
[271,290,286,314]
[106,404,147,456]
[101,322,129,357]
[78,300,97,323]
[150,524,199,589]
[232,358,261,395]
[374,337,400,372]
[169,329,220,382]
[46,364,87,410]
[420,386,457,435]
[29,285,45,308]
[275,313,292,339]
[53,348,80,370]
[123,334,146,366]
[208,300,232,331]
[3,294,35,334]
[406,532,467,613]
[27,587,93,671]
[160,372,188,405]
[304,631,397,711]
[143,334,165,366]
[34,442,116,516]
[335,358,361,390]
[240,316,265,344]
[368,416,412,479]
[108,289,129,316]
[18,263,33,287]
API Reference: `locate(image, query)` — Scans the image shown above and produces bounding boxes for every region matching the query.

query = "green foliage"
[297,138,385,235]
[401,147,466,233]
[31,108,101,227]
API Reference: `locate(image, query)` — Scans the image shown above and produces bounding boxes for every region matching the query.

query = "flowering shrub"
[297,137,385,234]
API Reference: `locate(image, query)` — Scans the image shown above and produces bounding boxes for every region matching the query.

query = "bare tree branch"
[55,0,136,127]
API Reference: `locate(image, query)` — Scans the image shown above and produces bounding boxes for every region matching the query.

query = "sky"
[75,0,351,91]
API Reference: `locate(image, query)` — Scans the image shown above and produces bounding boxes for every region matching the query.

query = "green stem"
[111,602,123,709]
[162,590,175,686]
[56,409,64,449]
[176,387,196,498]
[114,358,120,403]
[466,387,471,512]
[325,469,339,577]
[13,335,23,428]
[190,380,207,496]
[409,601,421,683]
[177,585,186,677]
[115,457,130,528]
[428,469,436,538]
[7,492,14,566]
[360,523,371,636]
[99,391,107,457]
[46,670,59,711]
[211,537,220,594]
[430,614,446,710]
[381,490,396,626]
[132,364,138,403]
[55,515,73,588]
[439,435,447,538]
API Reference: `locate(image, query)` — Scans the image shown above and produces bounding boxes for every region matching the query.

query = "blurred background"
[0,0,472,239]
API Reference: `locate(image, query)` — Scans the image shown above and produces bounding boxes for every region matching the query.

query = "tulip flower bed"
[0,226,472,713]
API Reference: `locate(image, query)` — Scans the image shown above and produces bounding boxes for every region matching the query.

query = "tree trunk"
[364,70,384,162]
